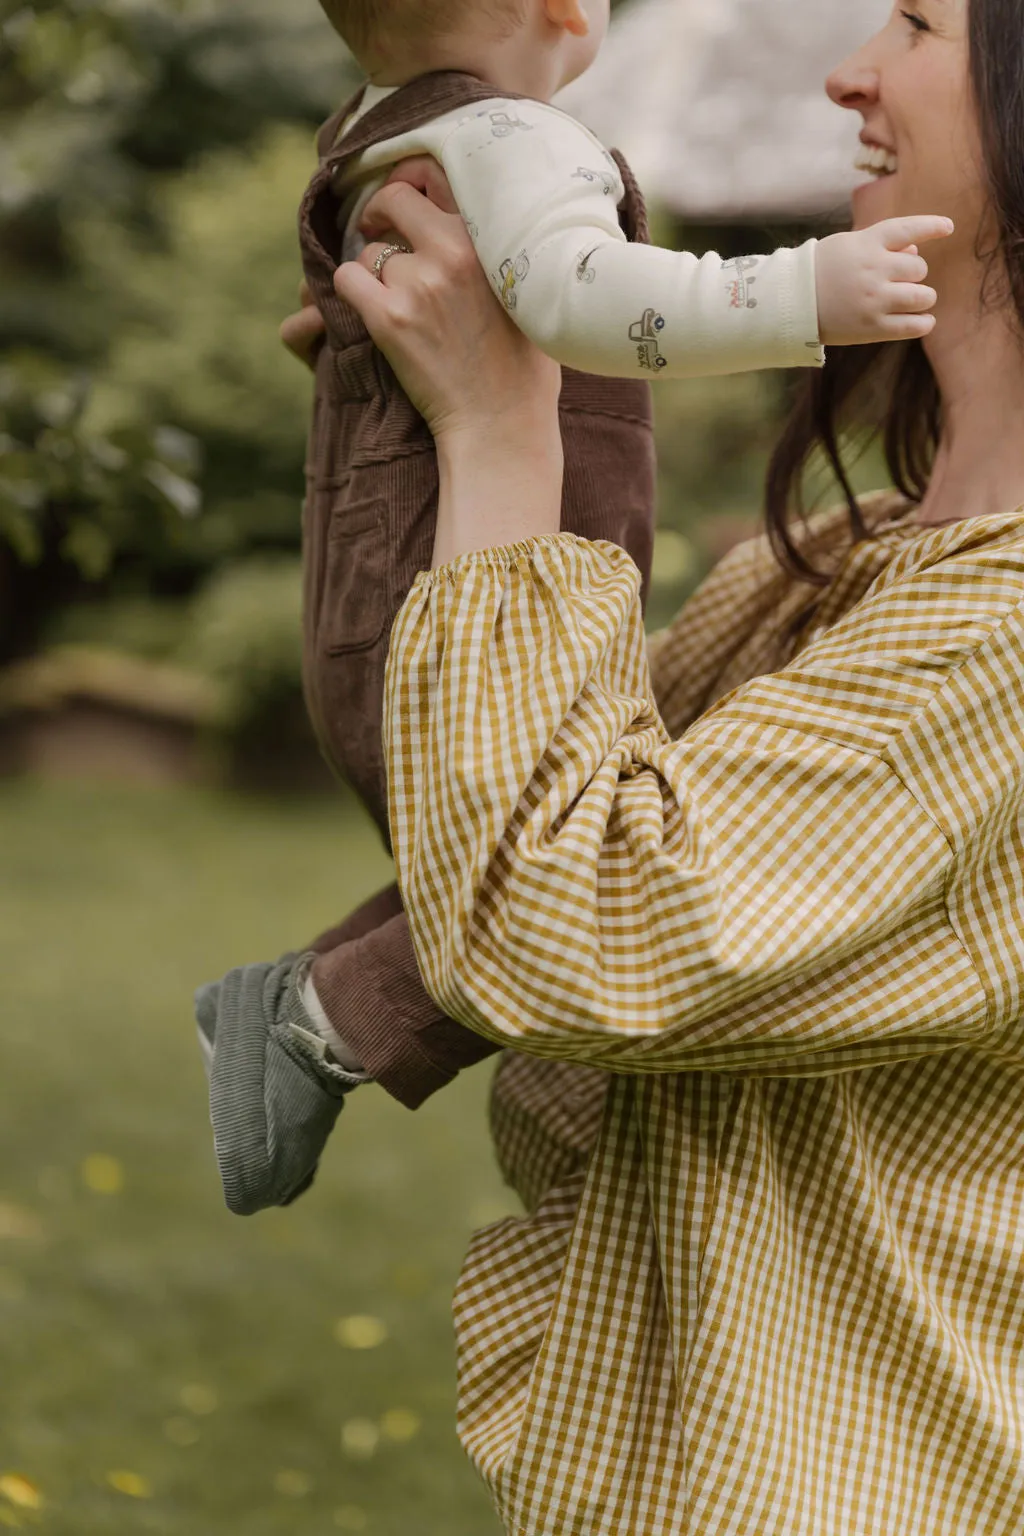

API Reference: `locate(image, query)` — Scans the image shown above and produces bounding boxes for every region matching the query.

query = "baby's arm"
[436,99,822,379]
[434,100,949,380]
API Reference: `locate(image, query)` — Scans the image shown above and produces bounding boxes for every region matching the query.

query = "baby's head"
[321,0,609,97]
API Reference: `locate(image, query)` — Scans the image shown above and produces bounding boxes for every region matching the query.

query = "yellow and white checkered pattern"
[385,492,1024,1535]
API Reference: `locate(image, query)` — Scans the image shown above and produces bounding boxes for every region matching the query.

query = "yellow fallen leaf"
[340,1419,379,1460]
[0,1475,42,1510]
[0,1206,42,1242]
[380,1408,421,1443]
[334,1506,368,1531]
[179,1383,218,1415]
[81,1155,124,1195]
[164,1417,199,1447]
[273,1470,312,1498]
[333,1315,388,1350]
[106,1471,152,1499]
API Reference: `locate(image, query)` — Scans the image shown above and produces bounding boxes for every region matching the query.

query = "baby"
[195,0,948,1215]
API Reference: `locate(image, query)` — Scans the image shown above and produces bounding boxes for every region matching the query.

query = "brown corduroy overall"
[297,71,657,846]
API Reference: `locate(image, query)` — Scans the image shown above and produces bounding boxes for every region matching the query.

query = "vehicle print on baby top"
[499,250,531,310]
[629,308,668,370]
[572,166,618,196]
[723,256,759,309]
[489,109,534,138]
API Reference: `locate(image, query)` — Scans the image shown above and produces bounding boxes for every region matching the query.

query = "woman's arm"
[384,537,1003,1077]
[335,181,998,1078]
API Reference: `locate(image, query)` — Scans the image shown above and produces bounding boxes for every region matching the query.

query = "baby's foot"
[194,956,364,1215]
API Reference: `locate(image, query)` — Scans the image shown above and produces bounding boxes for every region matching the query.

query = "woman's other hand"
[279,278,326,370]
[334,175,561,447]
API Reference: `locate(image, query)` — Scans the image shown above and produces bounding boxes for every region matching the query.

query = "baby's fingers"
[887,250,930,284]
[886,281,938,315]
[877,214,954,251]
[877,311,937,340]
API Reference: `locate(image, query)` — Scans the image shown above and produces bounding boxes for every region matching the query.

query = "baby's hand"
[815,216,954,346]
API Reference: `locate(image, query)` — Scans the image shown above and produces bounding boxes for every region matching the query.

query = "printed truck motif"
[499,250,531,310]
[629,308,668,370]
[722,256,759,309]
[489,109,534,138]
[572,166,618,196]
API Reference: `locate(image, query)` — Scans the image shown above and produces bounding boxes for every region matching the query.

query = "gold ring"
[372,241,413,281]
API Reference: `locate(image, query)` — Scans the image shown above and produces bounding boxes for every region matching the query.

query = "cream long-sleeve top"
[383,492,1024,1536]
[333,85,825,379]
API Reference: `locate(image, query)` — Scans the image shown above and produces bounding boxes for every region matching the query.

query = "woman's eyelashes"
[899,7,931,33]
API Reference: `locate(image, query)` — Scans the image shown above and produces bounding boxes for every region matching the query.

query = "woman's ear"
[544,0,590,38]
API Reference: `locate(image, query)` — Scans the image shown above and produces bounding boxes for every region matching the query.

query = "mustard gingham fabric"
[385,492,1024,1536]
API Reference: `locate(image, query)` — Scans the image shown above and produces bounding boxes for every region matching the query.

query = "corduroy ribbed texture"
[298,70,656,842]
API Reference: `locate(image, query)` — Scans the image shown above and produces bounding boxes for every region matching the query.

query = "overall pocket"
[321,496,389,655]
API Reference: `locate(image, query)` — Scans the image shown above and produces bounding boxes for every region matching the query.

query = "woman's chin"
[850,173,899,227]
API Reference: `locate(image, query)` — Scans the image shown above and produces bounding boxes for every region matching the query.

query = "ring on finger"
[372,241,413,281]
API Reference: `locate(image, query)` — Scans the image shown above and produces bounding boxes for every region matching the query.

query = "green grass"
[0,781,515,1536]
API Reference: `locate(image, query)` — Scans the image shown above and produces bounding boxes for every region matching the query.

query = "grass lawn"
[0,781,517,1536]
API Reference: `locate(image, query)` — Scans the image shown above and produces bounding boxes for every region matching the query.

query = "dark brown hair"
[764,0,1024,579]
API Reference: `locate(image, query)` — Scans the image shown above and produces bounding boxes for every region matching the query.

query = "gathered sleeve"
[384,537,994,1078]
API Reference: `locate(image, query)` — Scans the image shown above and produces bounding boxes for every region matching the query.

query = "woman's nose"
[826,47,881,113]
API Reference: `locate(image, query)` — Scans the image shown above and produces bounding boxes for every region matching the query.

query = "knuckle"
[450,239,477,279]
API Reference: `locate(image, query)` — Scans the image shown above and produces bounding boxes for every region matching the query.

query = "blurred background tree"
[0,0,355,667]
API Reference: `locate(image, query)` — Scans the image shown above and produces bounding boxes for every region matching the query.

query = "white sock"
[301,974,367,1075]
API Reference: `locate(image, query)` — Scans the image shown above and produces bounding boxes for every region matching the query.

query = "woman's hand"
[279,278,325,370]
[335,165,564,564]
[334,172,561,446]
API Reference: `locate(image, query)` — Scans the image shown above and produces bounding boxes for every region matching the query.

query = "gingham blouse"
[384,491,1024,1536]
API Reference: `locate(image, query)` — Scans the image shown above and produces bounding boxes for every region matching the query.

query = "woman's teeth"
[855,145,899,177]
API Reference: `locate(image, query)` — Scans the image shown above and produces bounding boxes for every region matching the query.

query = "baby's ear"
[544,0,590,37]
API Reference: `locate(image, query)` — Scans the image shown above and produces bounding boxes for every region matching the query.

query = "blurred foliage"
[0,350,199,573]
[79,126,319,470]
[178,555,303,733]
[0,0,354,657]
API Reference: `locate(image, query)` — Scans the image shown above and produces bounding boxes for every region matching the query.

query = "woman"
[317,1,1024,1530]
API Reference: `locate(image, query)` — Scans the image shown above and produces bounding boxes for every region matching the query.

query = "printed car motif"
[499,250,531,309]
[629,308,668,370]
[722,256,759,309]
[489,109,534,138]
[572,166,618,196]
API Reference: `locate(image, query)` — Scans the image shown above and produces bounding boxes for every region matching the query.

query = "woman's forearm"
[432,412,564,569]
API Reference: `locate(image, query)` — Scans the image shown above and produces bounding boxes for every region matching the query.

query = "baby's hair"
[321,0,528,57]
